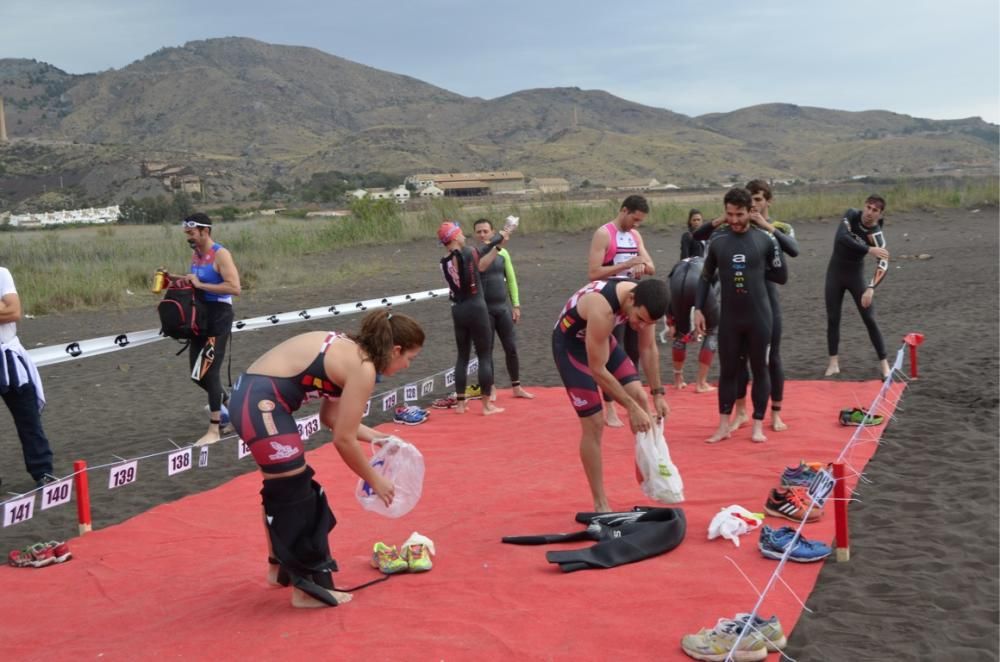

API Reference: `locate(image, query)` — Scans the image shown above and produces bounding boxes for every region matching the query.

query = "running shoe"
[680,622,767,662]
[764,486,823,523]
[758,525,832,563]
[464,384,483,400]
[730,613,787,652]
[400,531,436,573]
[431,393,458,409]
[393,405,428,426]
[8,542,56,568]
[370,542,408,575]
[780,461,820,488]
[839,407,884,426]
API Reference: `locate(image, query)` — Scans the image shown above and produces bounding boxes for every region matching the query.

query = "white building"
[8,205,121,228]
[418,185,444,198]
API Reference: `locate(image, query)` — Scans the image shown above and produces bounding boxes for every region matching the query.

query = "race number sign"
[108,461,138,489]
[238,438,252,460]
[198,447,209,467]
[40,479,73,511]
[297,414,321,440]
[168,448,193,476]
[808,466,836,508]
[468,358,478,375]
[382,391,397,412]
[445,368,456,387]
[3,495,34,527]
[403,383,418,402]
[421,378,434,396]
[364,400,371,417]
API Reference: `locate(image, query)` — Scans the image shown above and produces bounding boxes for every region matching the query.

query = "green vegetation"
[2,179,994,315]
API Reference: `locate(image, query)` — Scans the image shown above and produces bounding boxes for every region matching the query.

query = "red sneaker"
[765,486,823,523]
[8,542,56,568]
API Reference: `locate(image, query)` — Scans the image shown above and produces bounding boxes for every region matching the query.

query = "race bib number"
[296,414,321,440]
[382,391,397,411]
[808,467,836,508]
[421,378,434,396]
[41,479,73,511]
[404,383,418,402]
[168,448,193,476]
[445,369,455,387]
[3,495,35,527]
[238,438,251,460]
[108,461,138,489]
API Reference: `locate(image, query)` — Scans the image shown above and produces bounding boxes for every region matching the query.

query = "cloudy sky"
[3,0,998,123]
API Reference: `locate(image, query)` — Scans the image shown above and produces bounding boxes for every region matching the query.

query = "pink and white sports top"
[601,222,640,279]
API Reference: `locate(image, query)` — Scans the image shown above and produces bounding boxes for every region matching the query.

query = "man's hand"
[653,394,669,421]
[861,288,874,309]
[185,273,202,288]
[627,403,653,434]
[512,306,521,323]
[868,246,889,260]
[749,211,773,232]
[693,309,707,336]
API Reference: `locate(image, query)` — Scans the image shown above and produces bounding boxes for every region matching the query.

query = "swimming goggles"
[182,219,212,229]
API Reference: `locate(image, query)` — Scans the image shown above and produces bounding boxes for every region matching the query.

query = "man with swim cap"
[824,195,891,379]
[438,220,510,415]
[587,195,656,427]
[695,188,787,444]
[552,278,670,512]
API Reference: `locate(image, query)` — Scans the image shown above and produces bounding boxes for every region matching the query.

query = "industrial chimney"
[0,96,7,142]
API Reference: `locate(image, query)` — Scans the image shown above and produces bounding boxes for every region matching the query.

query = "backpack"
[157,278,207,339]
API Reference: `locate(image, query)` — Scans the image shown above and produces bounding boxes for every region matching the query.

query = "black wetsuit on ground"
[825,209,888,360]
[441,235,504,399]
[696,227,787,420]
[480,248,522,388]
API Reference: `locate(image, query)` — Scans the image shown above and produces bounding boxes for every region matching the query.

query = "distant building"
[391,186,410,204]
[610,178,661,191]
[348,188,368,199]
[406,171,525,197]
[529,177,571,194]
[9,205,121,228]
[418,185,444,198]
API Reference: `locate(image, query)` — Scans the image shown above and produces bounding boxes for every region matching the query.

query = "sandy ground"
[1,206,997,660]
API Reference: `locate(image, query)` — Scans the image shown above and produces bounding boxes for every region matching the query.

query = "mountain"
[0,37,996,209]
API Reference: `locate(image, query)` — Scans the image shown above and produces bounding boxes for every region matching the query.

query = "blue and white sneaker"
[780,462,819,488]
[758,525,832,563]
[219,403,231,427]
[393,405,428,426]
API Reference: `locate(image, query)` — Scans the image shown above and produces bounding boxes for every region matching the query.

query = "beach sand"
[1,206,997,660]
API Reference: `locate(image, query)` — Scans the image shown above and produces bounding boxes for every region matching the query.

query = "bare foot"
[194,426,221,446]
[513,387,535,399]
[695,382,717,393]
[455,401,467,414]
[483,402,505,416]
[751,421,768,443]
[490,392,497,402]
[267,564,281,586]
[291,586,352,608]
[824,360,840,377]
[879,360,891,380]
[728,411,749,433]
[594,499,612,513]
[771,413,788,432]
[605,406,625,428]
[674,378,688,390]
[706,430,731,444]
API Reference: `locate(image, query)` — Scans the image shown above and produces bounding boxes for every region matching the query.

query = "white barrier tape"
[27,288,449,368]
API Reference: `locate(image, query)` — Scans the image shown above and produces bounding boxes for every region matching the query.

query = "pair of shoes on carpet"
[8,540,72,568]
[839,407,885,426]
[758,525,832,563]
[680,615,773,661]
[371,532,436,574]
[393,405,429,426]
[431,393,458,409]
[779,461,826,488]
[764,485,823,523]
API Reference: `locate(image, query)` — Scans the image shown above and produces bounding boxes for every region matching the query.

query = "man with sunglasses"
[182,213,241,446]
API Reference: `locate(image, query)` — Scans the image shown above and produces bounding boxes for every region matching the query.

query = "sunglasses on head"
[182,220,211,229]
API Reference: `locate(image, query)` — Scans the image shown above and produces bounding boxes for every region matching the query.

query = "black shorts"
[229,373,306,474]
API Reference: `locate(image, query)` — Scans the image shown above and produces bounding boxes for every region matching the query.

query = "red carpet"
[1,381,902,661]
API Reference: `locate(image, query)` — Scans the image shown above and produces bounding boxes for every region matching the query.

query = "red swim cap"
[437,221,462,245]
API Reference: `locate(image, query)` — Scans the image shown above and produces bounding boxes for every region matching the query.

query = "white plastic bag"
[707,505,764,546]
[634,422,684,503]
[355,436,425,518]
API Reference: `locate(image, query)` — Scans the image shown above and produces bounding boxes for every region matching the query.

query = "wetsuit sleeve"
[763,232,788,285]
[691,220,717,241]
[680,233,693,259]
[695,246,717,310]
[868,224,889,289]
[476,233,505,257]
[500,248,520,306]
[772,228,799,258]
[835,212,871,258]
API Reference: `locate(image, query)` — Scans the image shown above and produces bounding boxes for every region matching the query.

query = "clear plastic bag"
[634,422,684,503]
[355,436,425,518]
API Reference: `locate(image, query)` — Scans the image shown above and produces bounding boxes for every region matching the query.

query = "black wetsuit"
[480,248,522,388]
[667,257,719,364]
[680,231,707,259]
[441,235,504,399]
[697,227,787,420]
[825,209,888,360]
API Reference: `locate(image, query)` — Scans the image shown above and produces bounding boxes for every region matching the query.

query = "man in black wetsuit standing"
[824,195,891,379]
[695,188,787,444]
